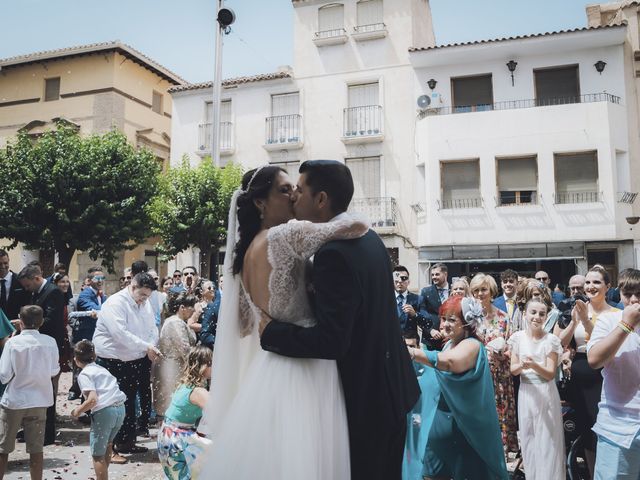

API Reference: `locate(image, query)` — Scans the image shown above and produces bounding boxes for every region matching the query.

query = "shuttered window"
[441,160,481,208]
[451,75,493,111]
[554,151,599,203]
[357,0,383,27]
[497,157,538,205]
[44,77,60,102]
[318,4,344,32]
[535,66,580,105]
[346,157,380,198]
[348,82,379,107]
[271,93,299,116]
[205,100,232,123]
[152,91,163,114]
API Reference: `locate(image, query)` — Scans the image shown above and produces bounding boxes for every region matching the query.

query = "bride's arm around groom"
[260,160,420,480]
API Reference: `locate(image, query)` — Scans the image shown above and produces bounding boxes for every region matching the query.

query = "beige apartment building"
[0,41,185,287]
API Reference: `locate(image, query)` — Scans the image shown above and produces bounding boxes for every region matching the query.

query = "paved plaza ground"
[3,372,163,480]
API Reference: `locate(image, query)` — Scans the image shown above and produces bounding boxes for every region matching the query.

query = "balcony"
[342,105,384,144]
[437,197,483,210]
[313,28,348,47]
[198,122,234,156]
[349,197,398,233]
[421,92,621,117]
[554,191,602,205]
[263,114,303,151]
[353,23,387,41]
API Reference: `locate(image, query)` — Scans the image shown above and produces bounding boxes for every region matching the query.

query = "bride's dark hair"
[232,165,286,275]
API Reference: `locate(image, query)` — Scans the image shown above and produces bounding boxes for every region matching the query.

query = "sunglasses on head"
[93,276,106,281]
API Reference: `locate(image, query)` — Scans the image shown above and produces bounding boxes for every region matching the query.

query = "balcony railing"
[354,23,385,33]
[497,191,538,207]
[617,191,638,204]
[198,122,233,152]
[422,92,621,117]
[349,197,398,228]
[343,105,383,138]
[438,197,483,210]
[315,28,347,39]
[265,114,302,145]
[554,191,602,205]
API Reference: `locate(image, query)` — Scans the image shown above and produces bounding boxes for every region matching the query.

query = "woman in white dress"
[199,165,368,480]
[509,299,565,480]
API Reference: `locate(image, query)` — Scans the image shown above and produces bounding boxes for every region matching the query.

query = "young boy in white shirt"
[71,340,127,480]
[0,305,59,480]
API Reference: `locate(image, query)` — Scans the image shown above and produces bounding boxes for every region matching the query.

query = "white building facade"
[169,0,640,287]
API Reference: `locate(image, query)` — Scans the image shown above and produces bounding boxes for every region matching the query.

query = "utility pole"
[211,2,235,167]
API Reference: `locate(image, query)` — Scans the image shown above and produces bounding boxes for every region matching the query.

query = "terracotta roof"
[168,71,293,93]
[409,23,626,52]
[0,41,186,85]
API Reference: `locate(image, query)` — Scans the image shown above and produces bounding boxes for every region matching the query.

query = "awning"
[419,242,585,263]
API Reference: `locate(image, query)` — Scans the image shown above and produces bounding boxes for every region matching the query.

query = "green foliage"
[0,123,161,271]
[148,156,243,273]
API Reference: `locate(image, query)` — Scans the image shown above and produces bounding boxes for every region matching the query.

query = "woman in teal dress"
[404,295,508,480]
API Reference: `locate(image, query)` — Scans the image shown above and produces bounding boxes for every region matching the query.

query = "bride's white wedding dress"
[200,216,367,480]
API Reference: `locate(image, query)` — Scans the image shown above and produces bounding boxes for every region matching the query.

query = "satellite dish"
[417,95,431,110]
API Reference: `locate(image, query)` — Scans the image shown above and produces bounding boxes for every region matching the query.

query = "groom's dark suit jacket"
[262,229,420,480]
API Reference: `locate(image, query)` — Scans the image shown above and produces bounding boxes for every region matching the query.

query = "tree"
[148,157,243,278]
[0,123,161,271]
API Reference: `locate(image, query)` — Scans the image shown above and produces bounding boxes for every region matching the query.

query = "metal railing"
[315,28,347,39]
[265,114,302,145]
[198,122,233,152]
[422,92,621,117]
[354,23,385,33]
[497,191,538,207]
[349,197,398,227]
[438,197,483,210]
[343,105,383,137]
[554,191,602,204]
[617,191,638,204]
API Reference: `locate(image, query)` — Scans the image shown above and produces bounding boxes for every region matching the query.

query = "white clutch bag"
[486,336,506,353]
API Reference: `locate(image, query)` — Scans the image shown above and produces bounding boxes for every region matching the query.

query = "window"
[497,156,538,205]
[152,91,163,114]
[204,99,232,123]
[451,75,493,113]
[266,93,301,144]
[441,160,482,209]
[346,157,380,198]
[356,0,383,30]
[535,66,580,106]
[317,4,344,37]
[345,82,382,136]
[554,151,599,204]
[200,100,233,151]
[44,77,60,102]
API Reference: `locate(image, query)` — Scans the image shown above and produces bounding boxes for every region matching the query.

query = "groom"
[261,160,420,480]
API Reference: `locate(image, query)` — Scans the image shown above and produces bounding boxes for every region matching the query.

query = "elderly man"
[16,264,66,445]
[93,272,160,458]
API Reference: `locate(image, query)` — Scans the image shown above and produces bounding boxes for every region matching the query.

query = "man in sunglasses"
[393,266,426,339]
[172,270,183,288]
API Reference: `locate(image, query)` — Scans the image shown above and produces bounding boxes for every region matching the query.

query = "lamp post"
[211,2,235,166]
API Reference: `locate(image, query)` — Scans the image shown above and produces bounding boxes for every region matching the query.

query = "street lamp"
[506,60,517,86]
[211,2,235,167]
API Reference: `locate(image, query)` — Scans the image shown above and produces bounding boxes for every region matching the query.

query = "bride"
[199,165,368,479]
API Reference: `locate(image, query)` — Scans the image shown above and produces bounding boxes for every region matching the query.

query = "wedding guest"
[157,346,212,480]
[51,273,73,373]
[509,299,565,479]
[394,266,426,338]
[92,272,160,457]
[513,278,558,333]
[71,340,127,476]
[181,267,200,296]
[161,276,173,293]
[450,278,470,297]
[404,296,508,479]
[199,281,218,349]
[587,269,640,479]
[0,249,30,327]
[493,269,518,324]
[470,273,518,455]
[152,292,199,419]
[0,306,59,480]
[172,270,182,288]
[0,309,15,399]
[554,264,619,476]
[418,263,449,350]
[75,269,107,342]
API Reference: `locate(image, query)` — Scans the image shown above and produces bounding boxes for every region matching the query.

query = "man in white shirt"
[587,268,640,480]
[0,305,59,480]
[93,272,160,456]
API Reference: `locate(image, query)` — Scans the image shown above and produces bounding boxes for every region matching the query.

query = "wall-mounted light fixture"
[427,78,438,90]
[506,60,518,86]
[594,60,607,74]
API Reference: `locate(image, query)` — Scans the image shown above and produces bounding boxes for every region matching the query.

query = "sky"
[1,1,597,84]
